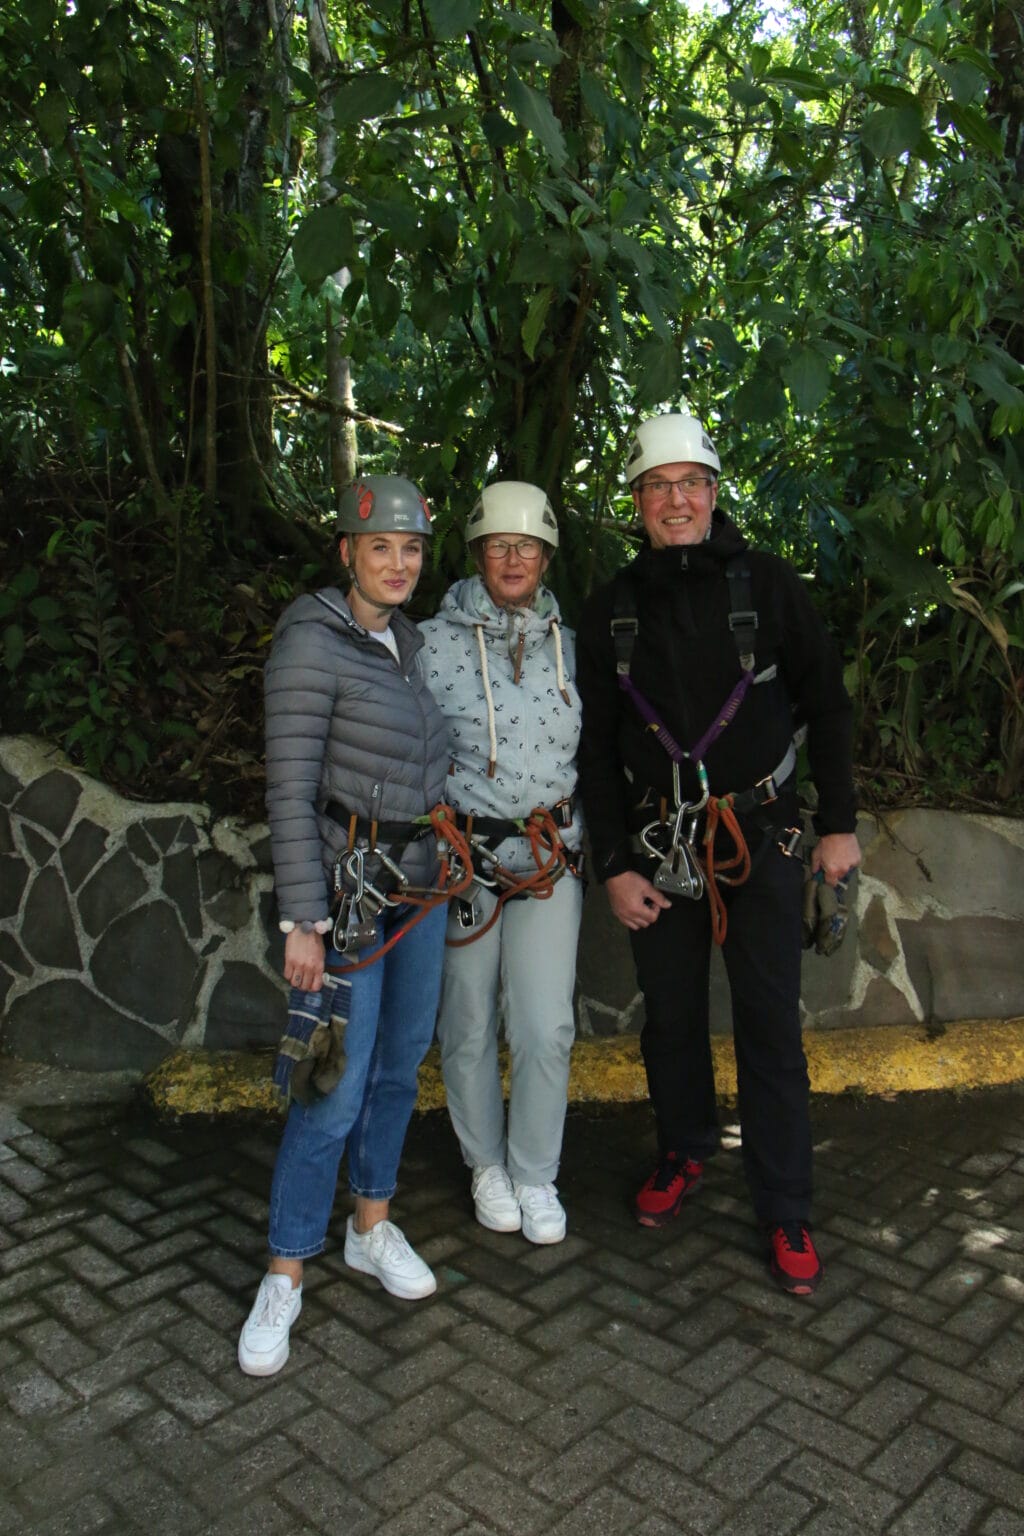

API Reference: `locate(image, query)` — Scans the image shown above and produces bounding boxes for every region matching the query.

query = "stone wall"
[3,735,1023,1071]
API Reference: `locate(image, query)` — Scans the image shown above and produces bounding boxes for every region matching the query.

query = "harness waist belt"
[630,741,798,855]
[322,801,434,844]
[455,797,575,840]
[724,739,797,814]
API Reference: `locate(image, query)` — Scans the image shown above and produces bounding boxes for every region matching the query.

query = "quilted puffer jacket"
[419,575,583,873]
[264,588,449,923]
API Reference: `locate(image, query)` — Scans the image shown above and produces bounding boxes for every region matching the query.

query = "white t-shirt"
[375,625,400,661]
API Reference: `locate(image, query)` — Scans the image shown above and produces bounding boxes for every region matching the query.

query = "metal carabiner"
[466,837,502,887]
[639,818,672,860]
[371,845,410,890]
[345,847,366,904]
[330,849,378,953]
[669,759,710,817]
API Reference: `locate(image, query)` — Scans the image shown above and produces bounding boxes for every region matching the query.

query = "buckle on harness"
[777,826,803,858]
[551,796,574,829]
[610,616,639,674]
[728,610,758,633]
[754,770,780,805]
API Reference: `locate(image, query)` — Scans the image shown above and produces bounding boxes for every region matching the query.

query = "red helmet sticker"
[357,484,374,520]
[419,495,433,523]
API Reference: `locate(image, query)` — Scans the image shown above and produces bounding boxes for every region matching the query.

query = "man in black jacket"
[576,414,860,1294]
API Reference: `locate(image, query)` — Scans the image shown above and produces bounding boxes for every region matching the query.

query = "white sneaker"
[238,1273,302,1376]
[515,1182,566,1245]
[344,1216,437,1300]
[471,1165,521,1233]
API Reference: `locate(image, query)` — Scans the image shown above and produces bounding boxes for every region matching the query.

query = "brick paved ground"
[1,1080,1023,1535]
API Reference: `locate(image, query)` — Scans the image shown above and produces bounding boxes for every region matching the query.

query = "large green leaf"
[783,347,831,413]
[735,374,786,422]
[292,206,355,291]
[700,319,745,369]
[633,337,680,407]
[506,69,566,167]
[726,78,769,108]
[333,74,403,127]
[860,105,923,159]
[969,361,1024,410]
[934,60,988,108]
[940,103,1003,157]
[763,65,831,102]
[4,624,25,673]
[864,83,920,111]
[510,236,570,284]
[636,279,671,343]
[410,282,453,339]
[609,230,651,277]
[367,268,402,333]
[522,286,554,361]
[423,0,479,40]
[364,197,424,248]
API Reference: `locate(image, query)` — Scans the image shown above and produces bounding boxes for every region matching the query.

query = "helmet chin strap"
[347,567,402,616]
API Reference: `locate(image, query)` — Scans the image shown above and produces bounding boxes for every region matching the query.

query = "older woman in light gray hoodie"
[420,483,584,1244]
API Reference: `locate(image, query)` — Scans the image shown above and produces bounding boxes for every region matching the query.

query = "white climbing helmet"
[466,481,559,549]
[624,414,720,485]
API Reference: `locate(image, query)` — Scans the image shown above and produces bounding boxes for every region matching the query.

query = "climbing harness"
[611,559,799,943]
[323,802,475,975]
[446,804,580,948]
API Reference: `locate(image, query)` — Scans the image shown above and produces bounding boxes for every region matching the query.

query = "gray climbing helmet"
[336,476,434,537]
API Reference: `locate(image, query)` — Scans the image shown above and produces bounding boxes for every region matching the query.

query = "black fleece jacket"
[575,510,856,881]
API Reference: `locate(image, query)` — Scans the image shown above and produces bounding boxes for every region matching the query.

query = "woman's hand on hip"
[283,928,326,992]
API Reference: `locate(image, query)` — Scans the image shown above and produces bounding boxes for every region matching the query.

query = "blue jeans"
[268,902,446,1259]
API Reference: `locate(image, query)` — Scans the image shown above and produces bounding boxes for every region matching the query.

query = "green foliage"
[0,0,1021,809]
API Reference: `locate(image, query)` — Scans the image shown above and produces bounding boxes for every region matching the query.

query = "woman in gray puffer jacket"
[238,477,449,1380]
[420,482,584,1247]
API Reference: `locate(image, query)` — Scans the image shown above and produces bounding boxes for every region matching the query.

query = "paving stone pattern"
[1,1088,1023,1535]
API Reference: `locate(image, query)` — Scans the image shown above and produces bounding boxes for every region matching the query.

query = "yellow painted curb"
[143,1018,1024,1119]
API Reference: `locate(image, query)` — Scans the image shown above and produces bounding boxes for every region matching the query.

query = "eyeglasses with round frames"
[481,537,545,561]
[638,476,715,499]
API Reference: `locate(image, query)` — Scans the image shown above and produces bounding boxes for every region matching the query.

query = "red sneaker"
[767,1222,823,1295]
[635,1154,704,1227]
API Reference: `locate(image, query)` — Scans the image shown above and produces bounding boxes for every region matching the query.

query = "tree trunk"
[308,0,357,510]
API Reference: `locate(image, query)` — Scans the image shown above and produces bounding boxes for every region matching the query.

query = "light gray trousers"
[435,875,583,1186]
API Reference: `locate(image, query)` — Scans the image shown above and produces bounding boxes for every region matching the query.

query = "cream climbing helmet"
[466,481,559,548]
[624,415,720,485]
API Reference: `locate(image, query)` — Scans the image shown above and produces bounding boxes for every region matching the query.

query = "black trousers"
[629,833,811,1223]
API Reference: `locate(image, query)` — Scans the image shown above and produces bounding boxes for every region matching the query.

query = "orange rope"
[446,807,569,948]
[702,797,751,946]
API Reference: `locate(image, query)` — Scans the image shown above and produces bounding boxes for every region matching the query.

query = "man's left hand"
[811,831,861,888]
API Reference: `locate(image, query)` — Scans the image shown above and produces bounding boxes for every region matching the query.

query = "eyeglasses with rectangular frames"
[638,476,715,499]
[481,537,545,561]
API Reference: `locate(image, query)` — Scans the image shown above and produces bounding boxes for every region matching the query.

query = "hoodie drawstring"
[474,609,572,780]
[550,618,571,706]
[475,624,498,778]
